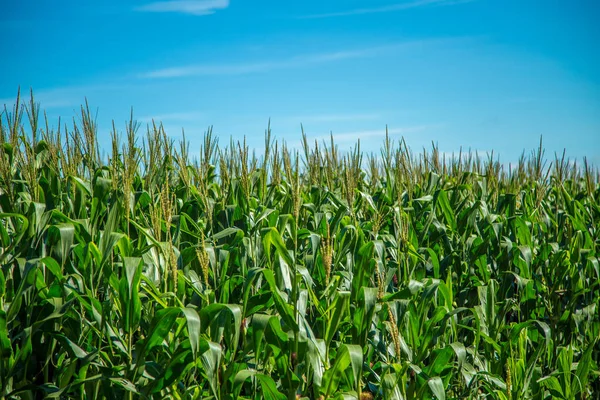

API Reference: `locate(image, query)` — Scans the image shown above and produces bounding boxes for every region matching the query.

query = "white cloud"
[140,40,436,79]
[0,84,120,110]
[310,125,439,144]
[136,0,229,16]
[302,0,475,19]
[286,113,382,124]
[141,62,273,78]
[137,111,205,123]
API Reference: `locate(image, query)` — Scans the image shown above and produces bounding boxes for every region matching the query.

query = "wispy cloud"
[311,124,440,144]
[0,84,120,110]
[136,0,229,16]
[140,40,439,79]
[302,0,475,19]
[137,111,205,123]
[285,113,382,124]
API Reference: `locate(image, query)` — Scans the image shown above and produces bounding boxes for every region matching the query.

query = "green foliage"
[0,92,599,399]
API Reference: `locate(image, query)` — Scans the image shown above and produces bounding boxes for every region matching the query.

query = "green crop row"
[0,91,599,399]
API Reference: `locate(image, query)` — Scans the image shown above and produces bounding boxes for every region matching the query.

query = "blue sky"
[1,0,599,164]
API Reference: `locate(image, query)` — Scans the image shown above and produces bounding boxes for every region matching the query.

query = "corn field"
[1,92,599,399]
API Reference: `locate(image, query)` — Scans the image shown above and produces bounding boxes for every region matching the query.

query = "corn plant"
[0,92,599,399]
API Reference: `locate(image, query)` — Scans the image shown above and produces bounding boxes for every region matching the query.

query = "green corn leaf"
[428,376,446,400]
[180,307,201,359]
[437,189,456,231]
[0,310,12,358]
[233,370,286,400]
[199,303,242,356]
[325,290,350,347]
[200,339,222,398]
[573,339,596,396]
[119,257,143,333]
[141,307,181,354]
[322,344,359,397]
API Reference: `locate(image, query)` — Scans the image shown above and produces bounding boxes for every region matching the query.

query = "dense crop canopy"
[0,92,599,399]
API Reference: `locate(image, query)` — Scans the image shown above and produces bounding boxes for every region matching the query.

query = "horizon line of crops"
[1,90,599,399]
